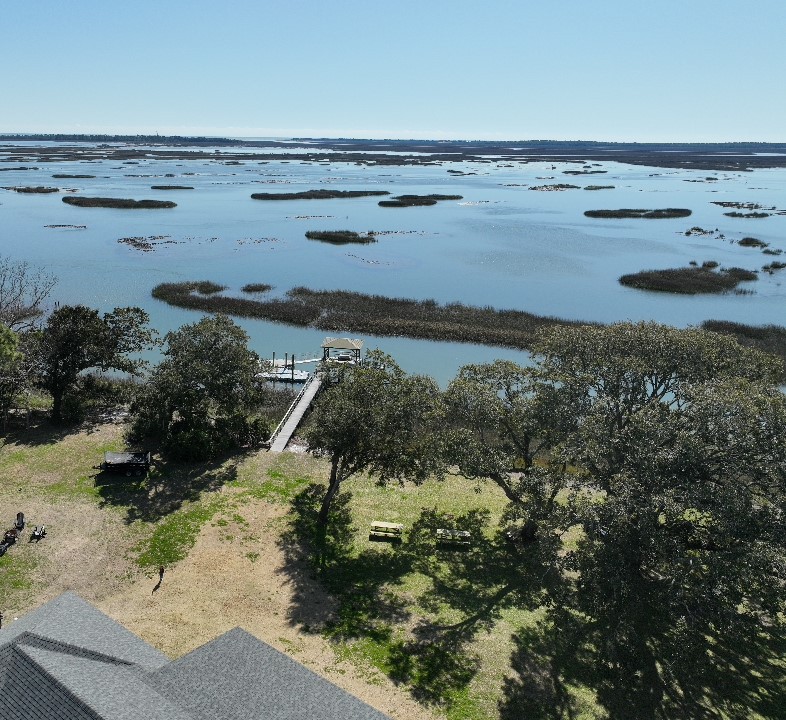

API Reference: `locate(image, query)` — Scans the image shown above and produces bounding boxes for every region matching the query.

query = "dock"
[268,374,323,452]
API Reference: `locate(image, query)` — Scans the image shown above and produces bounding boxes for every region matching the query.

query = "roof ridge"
[15,631,136,667]
[12,644,103,719]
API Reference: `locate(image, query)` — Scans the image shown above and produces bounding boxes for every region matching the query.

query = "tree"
[129,314,264,460]
[500,322,786,711]
[36,305,156,422]
[445,360,575,541]
[0,256,57,330]
[305,351,447,529]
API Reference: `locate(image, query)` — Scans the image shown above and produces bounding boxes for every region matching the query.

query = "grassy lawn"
[2,418,785,720]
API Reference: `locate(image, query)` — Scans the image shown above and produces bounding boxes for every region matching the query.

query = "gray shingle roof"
[149,627,391,720]
[0,592,168,670]
[0,594,392,720]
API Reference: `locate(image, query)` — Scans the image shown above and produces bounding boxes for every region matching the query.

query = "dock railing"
[267,372,319,450]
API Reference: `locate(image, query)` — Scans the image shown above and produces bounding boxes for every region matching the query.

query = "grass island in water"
[305,230,377,245]
[619,266,758,294]
[585,208,692,219]
[62,196,177,209]
[250,189,390,201]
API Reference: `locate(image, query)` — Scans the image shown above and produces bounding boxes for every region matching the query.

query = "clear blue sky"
[2,0,783,142]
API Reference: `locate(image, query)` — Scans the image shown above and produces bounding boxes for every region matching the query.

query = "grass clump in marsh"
[763,261,786,273]
[619,266,758,294]
[739,237,769,248]
[528,184,579,191]
[241,283,273,293]
[151,281,586,352]
[250,189,390,201]
[52,173,96,179]
[584,185,615,190]
[378,194,463,207]
[305,230,377,245]
[62,196,177,209]
[150,185,194,190]
[725,211,771,218]
[585,208,692,219]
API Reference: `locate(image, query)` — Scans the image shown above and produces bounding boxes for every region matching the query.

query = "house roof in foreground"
[0,593,390,720]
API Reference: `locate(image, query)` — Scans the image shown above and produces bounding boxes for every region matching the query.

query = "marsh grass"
[4,186,60,193]
[379,194,463,208]
[739,237,768,248]
[619,266,757,294]
[62,196,177,209]
[151,281,587,352]
[305,230,377,245]
[241,283,273,293]
[585,208,692,219]
[251,189,390,201]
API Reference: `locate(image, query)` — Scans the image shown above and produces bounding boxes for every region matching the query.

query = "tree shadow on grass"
[279,488,555,711]
[94,455,239,523]
[499,606,786,720]
[278,483,414,634]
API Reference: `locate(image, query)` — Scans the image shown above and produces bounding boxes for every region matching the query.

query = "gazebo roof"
[321,337,364,351]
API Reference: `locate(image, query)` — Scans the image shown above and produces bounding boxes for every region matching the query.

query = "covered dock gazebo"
[321,337,364,363]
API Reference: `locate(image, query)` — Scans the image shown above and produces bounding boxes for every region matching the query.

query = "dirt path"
[100,490,439,720]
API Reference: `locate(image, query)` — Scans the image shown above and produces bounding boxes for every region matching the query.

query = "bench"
[369,521,403,542]
[436,528,472,547]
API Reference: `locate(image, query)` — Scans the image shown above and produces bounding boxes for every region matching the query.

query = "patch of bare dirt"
[100,491,438,720]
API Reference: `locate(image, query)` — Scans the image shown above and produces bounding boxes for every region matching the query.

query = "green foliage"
[505,322,786,714]
[305,351,447,528]
[136,496,225,568]
[129,314,265,460]
[35,305,156,422]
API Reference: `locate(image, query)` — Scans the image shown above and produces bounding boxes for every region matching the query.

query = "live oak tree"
[36,305,156,422]
[499,322,786,711]
[129,314,264,460]
[445,360,575,541]
[305,351,447,530]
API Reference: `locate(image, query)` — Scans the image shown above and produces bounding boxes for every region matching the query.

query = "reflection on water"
[1,147,784,385]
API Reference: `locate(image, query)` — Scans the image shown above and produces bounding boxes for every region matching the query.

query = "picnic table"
[369,520,404,542]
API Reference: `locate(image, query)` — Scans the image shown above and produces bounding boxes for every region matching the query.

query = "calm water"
[1,144,784,384]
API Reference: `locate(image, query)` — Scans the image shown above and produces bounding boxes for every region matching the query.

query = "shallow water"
[1,145,784,384]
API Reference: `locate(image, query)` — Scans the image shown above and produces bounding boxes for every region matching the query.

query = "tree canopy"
[451,322,786,713]
[129,314,264,460]
[305,351,447,529]
[36,305,155,422]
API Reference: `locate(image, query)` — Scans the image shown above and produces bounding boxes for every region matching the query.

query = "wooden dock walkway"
[268,374,323,452]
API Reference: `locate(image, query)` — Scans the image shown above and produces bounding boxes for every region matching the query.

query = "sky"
[1,0,784,142]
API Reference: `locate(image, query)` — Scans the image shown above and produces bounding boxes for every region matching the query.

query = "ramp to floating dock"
[268,374,323,452]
